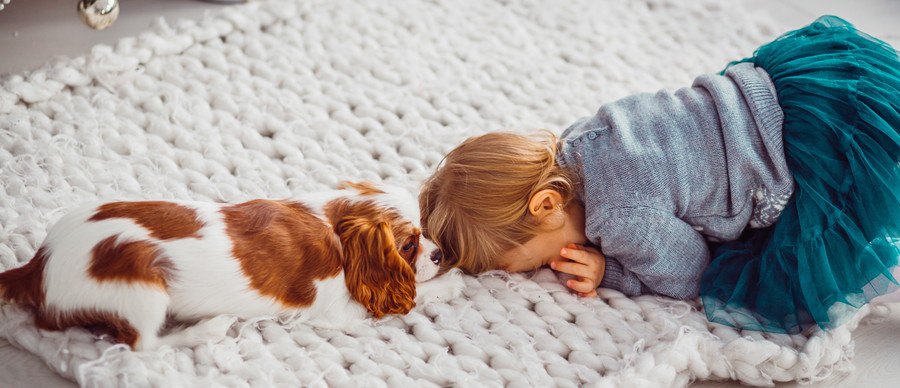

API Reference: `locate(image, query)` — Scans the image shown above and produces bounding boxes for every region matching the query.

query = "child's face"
[497,203,588,272]
[499,233,568,272]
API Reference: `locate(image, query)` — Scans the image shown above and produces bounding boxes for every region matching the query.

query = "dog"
[0,181,463,350]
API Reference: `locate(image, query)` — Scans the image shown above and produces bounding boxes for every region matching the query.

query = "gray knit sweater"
[557,63,793,300]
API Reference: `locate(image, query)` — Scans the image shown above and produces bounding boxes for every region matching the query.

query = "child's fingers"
[559,247,597,265]
[569,243,604,257]
[566,278,596,293]
[577,290,599,298]
[549,260,593,279]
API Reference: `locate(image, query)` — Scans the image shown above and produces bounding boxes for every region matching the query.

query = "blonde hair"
[419,131,575,274]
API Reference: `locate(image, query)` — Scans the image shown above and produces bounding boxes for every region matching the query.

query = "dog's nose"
[430,250,443,264]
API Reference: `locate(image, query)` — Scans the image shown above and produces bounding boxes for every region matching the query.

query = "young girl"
[419,16,900,333]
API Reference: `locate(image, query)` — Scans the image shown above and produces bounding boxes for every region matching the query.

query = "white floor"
[0,0,233,76]
[1,0,899,387]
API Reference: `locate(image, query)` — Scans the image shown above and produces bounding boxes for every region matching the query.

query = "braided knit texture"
[0,0,888,386]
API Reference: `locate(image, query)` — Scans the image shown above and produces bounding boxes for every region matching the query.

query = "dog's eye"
[401,238,417,252]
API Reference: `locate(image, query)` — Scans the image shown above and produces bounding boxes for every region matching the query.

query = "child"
[419,16,900,333]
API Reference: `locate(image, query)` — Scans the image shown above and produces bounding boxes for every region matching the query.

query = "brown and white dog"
[0,182,461,350]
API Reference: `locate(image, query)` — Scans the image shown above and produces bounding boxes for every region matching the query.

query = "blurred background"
[1,0,898,75]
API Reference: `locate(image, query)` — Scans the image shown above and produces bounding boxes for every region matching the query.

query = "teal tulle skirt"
[700,16,900,333]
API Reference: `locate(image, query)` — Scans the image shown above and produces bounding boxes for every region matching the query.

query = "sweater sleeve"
[591,207,709,300]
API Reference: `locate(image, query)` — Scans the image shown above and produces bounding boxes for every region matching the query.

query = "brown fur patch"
[324,199,421,266]
[324,198,417,317]
[221,200,343,307]
[89,201,204,240]
[35,307,140,348]
[0,248,141,347]
[88,236,173,288]
[0,247,49,308]
[338,181,385,196]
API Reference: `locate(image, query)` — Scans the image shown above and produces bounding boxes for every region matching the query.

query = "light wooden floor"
[1,0,899,387]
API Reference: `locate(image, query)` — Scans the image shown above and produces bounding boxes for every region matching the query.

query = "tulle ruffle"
[701,15,900,333]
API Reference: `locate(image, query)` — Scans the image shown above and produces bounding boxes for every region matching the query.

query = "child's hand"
[550,243,606,298]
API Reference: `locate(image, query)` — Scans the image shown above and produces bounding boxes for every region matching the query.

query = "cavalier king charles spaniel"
[0,182,463,350]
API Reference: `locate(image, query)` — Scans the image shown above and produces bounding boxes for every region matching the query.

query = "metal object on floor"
[77,0,119,30]
[72,0,245,30]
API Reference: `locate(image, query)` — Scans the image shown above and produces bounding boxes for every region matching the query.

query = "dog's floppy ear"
[337,216,416,318]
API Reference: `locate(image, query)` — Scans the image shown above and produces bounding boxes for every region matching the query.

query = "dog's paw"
[415,269,466,304]
[157,315,238,348]
[191,315,238,342]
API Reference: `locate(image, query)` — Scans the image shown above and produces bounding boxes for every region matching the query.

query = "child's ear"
[528,189,564,219]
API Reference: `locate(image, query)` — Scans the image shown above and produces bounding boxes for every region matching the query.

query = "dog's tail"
[0,247,49,307]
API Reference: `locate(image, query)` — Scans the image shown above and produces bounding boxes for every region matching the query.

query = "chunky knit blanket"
[0,0,889,386]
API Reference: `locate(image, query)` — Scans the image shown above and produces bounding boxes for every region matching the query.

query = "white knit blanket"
[0,0,890,386]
